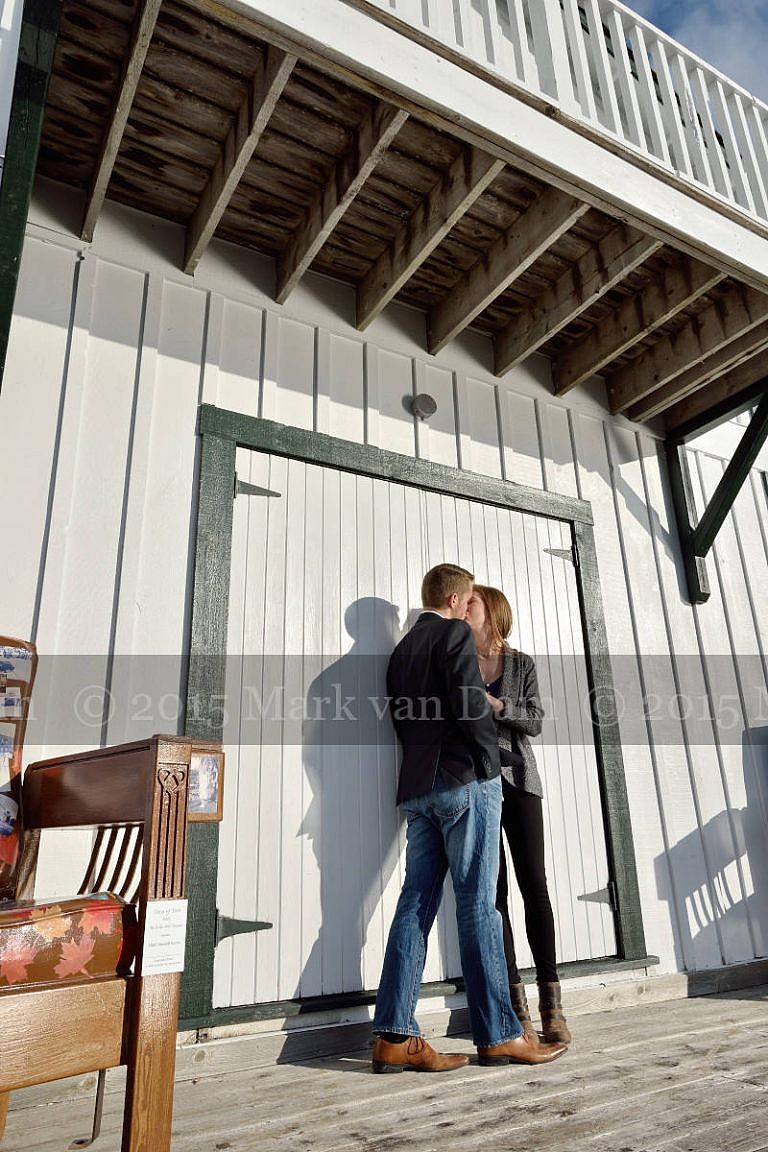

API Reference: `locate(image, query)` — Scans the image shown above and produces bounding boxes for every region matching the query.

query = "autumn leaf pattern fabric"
[0,780,22,901]
[0,893,137,988]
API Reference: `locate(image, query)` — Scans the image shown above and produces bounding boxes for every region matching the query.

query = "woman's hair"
[474,584,513,650]
[421,563,474,608]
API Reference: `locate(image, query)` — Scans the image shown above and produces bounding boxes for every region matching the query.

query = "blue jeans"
[373,773,522,1048]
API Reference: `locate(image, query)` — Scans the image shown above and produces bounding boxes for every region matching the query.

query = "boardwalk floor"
[7,986,768,1151]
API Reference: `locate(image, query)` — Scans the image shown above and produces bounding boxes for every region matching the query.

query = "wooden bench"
[0,733,198,1151]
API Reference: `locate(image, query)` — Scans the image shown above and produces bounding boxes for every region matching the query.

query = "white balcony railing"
[366,0,768,227]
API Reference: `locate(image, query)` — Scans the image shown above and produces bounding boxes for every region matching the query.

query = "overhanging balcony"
[362,0,768,230]
[18,0,768,436]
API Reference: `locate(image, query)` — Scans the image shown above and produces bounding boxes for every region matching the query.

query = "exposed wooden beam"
[664,361,768,438]
[193,0,768,297]
[554,257,725,395]
[81,0,163,243]
[607,284,768,414]
[276,102,408,303]
[627,318,768,421]
[494,226,661,377]
[356,147,504,330]
[692,391,768,556]
[184,48,297,275]
[427,189,589,355]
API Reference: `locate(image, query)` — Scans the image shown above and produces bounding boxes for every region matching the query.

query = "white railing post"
[652,40,694,178]
[534,0,580,114]
[480,0,506,70]
[670,53,713,187]
[455,0,482,59]
[721,89,767,218]
[558,0,597,120]
[745,104,768,218]
[690,70,732,199]
[422,0,456,47]
[605,8,644,148]
[582,0,622,134]
[392,0,425,28]
[501,0,536,88]
[627,22,670,163]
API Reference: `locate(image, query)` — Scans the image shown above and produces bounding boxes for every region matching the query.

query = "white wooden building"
[1,0,767,1041]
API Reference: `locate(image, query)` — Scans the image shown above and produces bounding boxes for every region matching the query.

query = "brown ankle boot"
[509,982,538,1042]
[537,981,572,1044]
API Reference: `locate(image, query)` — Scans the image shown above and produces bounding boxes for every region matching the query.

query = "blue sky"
[625,0,768,103]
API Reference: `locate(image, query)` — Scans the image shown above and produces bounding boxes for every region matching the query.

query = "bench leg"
[0,1091,8,1139]
[121,973,181,1152]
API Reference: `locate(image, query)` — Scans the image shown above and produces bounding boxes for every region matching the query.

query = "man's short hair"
[421,563,474,608]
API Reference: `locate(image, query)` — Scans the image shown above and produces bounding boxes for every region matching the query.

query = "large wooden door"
[213,449,616,1008]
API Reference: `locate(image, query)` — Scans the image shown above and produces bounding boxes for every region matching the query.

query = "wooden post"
[665,440,710,604]
[121,737,191,1152]
[0,0,61,393]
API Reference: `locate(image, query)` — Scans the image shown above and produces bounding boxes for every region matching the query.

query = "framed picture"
[0,638,37,784]
[188,746,224,821]
[0,724,15,789]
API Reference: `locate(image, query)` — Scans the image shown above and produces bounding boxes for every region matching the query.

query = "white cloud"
[622,0,661,19]
[620,0,768,103]
[670,3,768,103]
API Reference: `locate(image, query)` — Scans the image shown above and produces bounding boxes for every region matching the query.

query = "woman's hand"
[486,693,504,715]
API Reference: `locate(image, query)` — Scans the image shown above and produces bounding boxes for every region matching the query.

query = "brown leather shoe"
[372,1035,469,1074]
[477,1032,567,1066]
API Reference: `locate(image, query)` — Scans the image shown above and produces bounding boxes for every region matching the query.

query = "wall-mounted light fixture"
[410,393,437,420]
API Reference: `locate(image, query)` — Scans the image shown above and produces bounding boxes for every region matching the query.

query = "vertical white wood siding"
[213,450,615,1006]
[2,200,767,985]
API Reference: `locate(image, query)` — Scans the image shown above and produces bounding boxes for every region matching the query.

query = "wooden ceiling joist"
[554,257,726,395]
[627,318,768,421]
[38,0,763,440]
[494,225,661,378]
[184,48,297,275]
[607,284,768,415]
[664,355,768,436]
[427,188,589,354]
[356,147,505,331]
[81,0,164,242]
[276,103,409,304]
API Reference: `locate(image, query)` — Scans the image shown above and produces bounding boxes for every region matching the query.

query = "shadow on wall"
[273,600,464,1028]
[298,596,401,1007]
[654,726,768,970]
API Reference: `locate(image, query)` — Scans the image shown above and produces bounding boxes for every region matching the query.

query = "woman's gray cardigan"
[494,647,544,797]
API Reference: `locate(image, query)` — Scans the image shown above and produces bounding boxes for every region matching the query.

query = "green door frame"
[0,0,62,393]
[180,402,651,1027]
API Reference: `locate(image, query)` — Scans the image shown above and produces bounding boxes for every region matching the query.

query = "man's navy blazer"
[386,612,502,804]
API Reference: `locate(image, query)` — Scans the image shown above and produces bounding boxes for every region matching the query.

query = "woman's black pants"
[496,778,559,984]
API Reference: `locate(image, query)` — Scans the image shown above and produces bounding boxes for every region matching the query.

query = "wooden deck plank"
[6,987,767,1151]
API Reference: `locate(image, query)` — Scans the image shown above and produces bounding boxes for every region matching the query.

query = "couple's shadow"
[281,599,461,1055]
[295,599,414,1005]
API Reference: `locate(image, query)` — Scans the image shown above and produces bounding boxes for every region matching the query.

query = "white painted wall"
[3,178,767,987]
